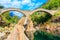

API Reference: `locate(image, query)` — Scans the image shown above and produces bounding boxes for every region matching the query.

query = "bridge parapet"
[0,8,58,16]
[30,8,58,15]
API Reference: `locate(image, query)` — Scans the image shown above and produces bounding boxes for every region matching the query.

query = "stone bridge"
[0,8,59,40]
[0,8,58,16]
[0,8,57,27]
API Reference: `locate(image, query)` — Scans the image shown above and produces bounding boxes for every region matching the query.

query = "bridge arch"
[0,8,27,16]
[30,8,53,15]
[0,8,55,16]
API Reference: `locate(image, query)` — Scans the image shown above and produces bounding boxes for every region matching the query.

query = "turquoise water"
[0,0,48,10]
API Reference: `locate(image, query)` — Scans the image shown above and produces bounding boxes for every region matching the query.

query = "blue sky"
[0,0,48,10]
[10,11,24,18]
[0,0,48,18]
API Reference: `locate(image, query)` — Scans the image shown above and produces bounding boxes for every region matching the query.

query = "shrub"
[31,11,52,25]
[34,30,60,40]
[1,11,19,26]
[42,0,60,10]
[53,11,60,18]
[0,5,4,9]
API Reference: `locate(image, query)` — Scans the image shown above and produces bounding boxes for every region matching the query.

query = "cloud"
[10,11,24,18]
[0,0,48,10]
[0,0,11,2]
[22,0,31,4]
[0,0,47,17]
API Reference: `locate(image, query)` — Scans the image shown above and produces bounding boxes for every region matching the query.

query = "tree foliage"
[31,11,52,25]
[1,11,19,26]
[0,5,4,9]
[42,0,60,10]
[34,30,60,40]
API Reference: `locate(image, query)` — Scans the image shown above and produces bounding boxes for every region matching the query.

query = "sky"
[0,0,48,18]
[10,11,24,18]
[0,0,48,10]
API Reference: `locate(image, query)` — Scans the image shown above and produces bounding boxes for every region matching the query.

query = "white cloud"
[11,1,20,7]
[0,0,47,10]
[28,2,43,10]
[0,0,11,3]
[12,11,23,17]
[22,0,31,4]
[0,0,47,17]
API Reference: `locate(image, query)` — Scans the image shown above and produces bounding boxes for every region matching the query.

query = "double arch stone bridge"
[0,8,58,27]
[0,8,59,40]
[0,8,58,16]
[0,8,58,28]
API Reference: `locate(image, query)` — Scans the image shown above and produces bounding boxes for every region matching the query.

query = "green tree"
[0,4,4,9]
[42,0,60,10]
[34,30,60,40]
[31,11,52,25]
[1,11,19,26]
